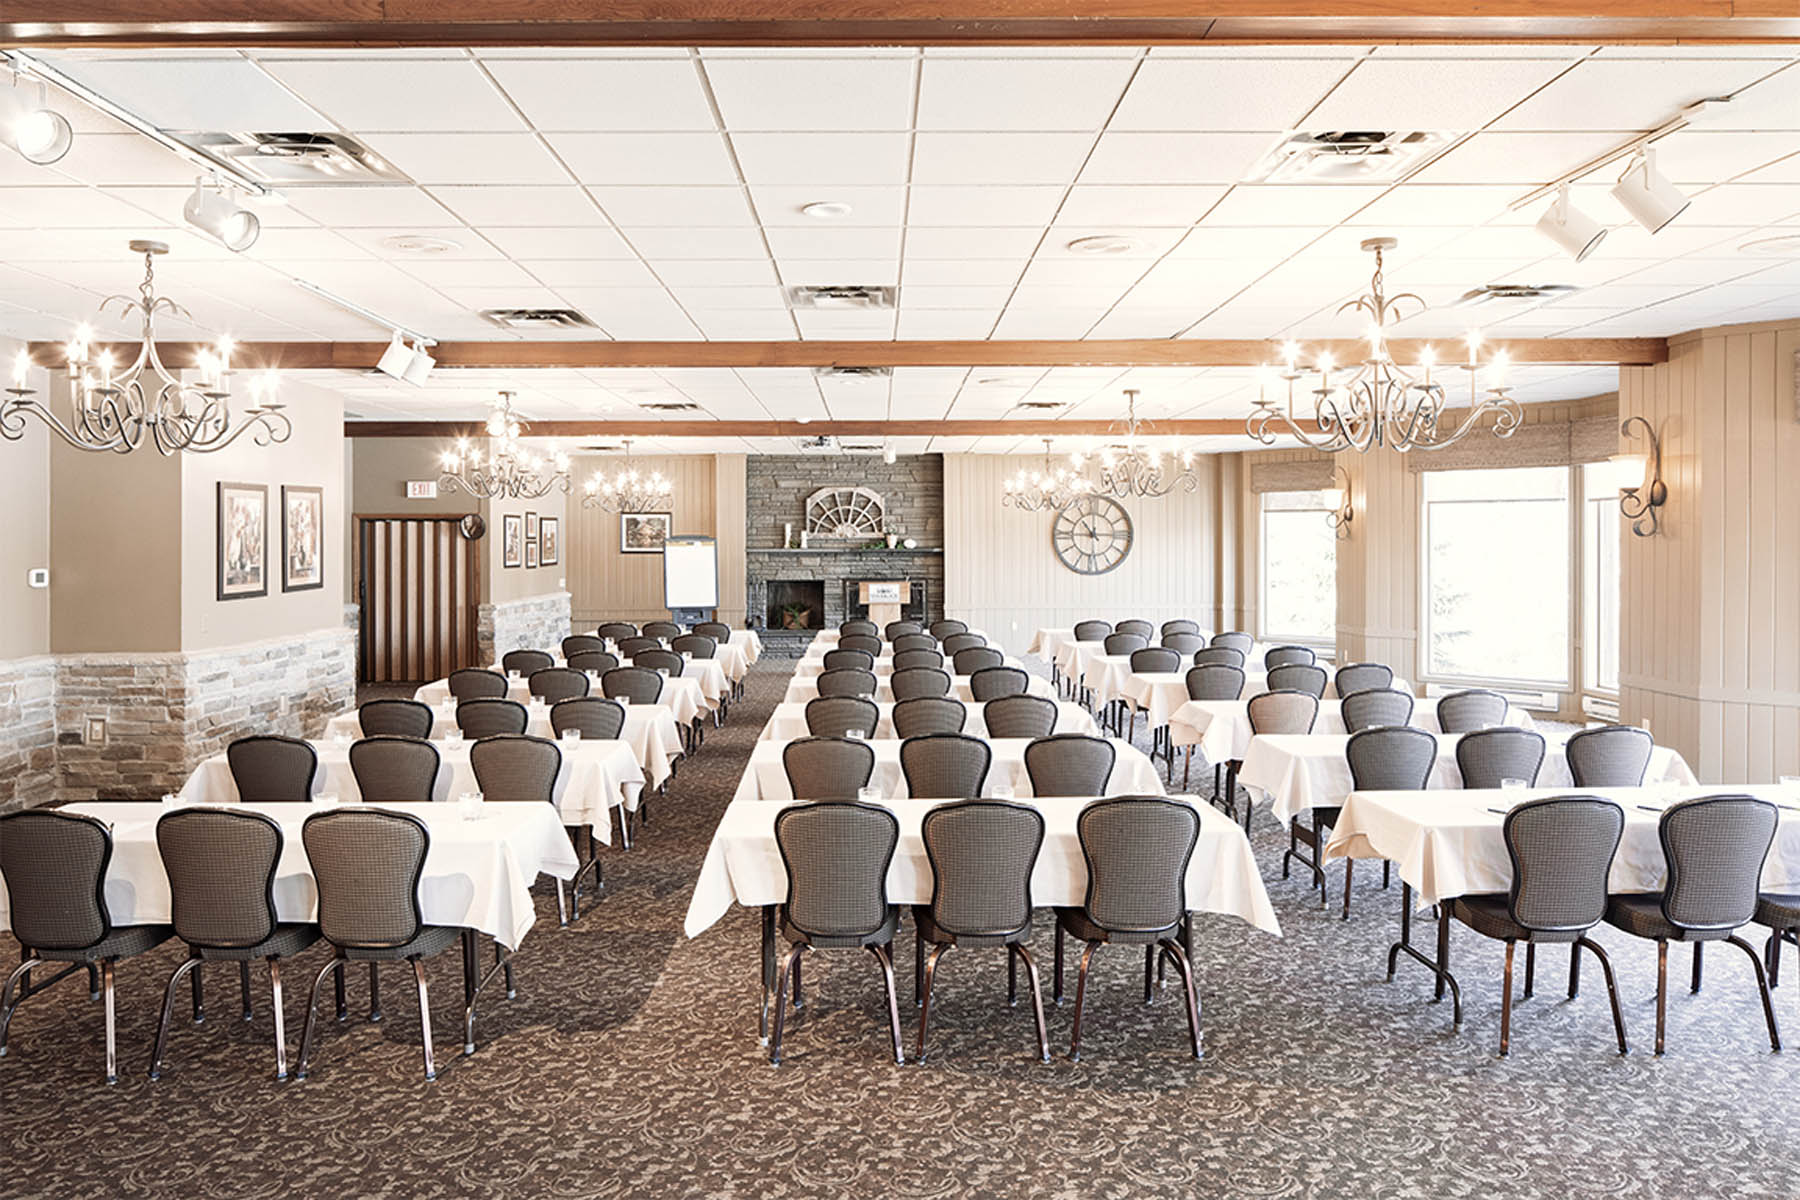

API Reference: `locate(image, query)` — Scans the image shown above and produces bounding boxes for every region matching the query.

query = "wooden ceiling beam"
[25,337,1669,370]
[343,418,1316,438]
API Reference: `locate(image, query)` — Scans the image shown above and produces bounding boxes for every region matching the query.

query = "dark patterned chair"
[1263,645,1316,671]
[783,736,876,801]
[1455,727,1546,789]
[1324,727,1437,918]
[1341,688,1416,734]
[349,736,442,804]
[1267,663,1328,699]
[456,699,529,741]
[1193,646,1245,670]
[529,667,590,703]
[818,668,879,700]
[953,646,1005,676]
[892,697,967,739]
[359,698,433,739]
[983,695,1058,740]
[501,649,554,677]
[227,736,318,803]
[1566,725,1655,788]
[602,667,664,706]
[900,733,992,799]
[1024,734,1115,798]
[894,648,946,673]
[889,668,951,702]
[562,635,605,660]
[1436,689,1510,733]
[969,666,1029,702]
[1334,662,1394,698]
[550,697,626,741]
[804,696,880,739]
[448,668,509,701]
[1210,631,1253,655]
[823,648,876,673]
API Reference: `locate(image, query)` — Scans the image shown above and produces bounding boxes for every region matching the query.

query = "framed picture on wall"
[525,511,539,541]
[526,539,540,569]
[539,516,560,566]
[620,511,671,554]
[217,481,268,600]
[502,513,524,568]
[281,485,324,593]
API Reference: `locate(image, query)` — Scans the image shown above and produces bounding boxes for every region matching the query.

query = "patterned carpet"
[4,658,1798,1199]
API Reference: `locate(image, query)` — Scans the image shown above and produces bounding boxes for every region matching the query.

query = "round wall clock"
[459,514,487,540]
[1052,495,1133,575]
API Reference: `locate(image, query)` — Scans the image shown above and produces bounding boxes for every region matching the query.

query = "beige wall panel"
[0,340,50,660]
[568,454,715,629]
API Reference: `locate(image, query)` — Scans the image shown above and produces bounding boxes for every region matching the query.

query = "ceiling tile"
[626,226,770,259]
[748,186,907,226]
[912,133,1095,185]
[479,225,637,259]
[1199,184,1388,225]
[899,259,1029,286]
[906,185,1067,227]
[652,259,781,286]
[261,59,525,132]
[1054,185,1227,227]
[730,133,912,186]
[1305,58,1576,130]
[915,57,1137,131]
[485,59,718,131]
[284,186,456,227]
[360,133,570,185]
[517,258,663,288]
[1345,183,1519,227]
[1110,58,1357,131]
[50,133,198,187]
[43,58,325,130]
[1492,59,1784,132]
[1080,133,1274,185]
[426,186,606,226]
[704,57,916,131]
[547,133,739,186]
[765,226,902,260]
[588,186,755,226]
[905,226,1045,259]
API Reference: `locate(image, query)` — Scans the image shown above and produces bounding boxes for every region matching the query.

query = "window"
[1581,462,1621,694]
[1260,489,1337,644]
[1422,466,1570,687]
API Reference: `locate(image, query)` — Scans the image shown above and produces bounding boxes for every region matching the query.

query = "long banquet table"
[792,652,1028,679]
[758,698,1098,742]
[416,671,707,728]
[782,672,1055,706]
[1166,696,1538,766]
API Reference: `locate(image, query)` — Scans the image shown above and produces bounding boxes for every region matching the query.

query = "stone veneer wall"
[0,656,58,813]
[480,591,573,663]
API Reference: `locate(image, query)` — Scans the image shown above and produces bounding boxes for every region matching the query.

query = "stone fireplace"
[765,579,826,630]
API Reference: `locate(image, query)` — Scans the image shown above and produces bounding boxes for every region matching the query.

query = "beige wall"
[1619,317,1800,783]
[49,432,183,653]
[568,453,715,627]
[0,339,50,660]
[487,485,568,604]
[714,453,748,629]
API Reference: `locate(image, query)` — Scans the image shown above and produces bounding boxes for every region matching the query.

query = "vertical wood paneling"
[714,453,748,629]
[568,454,718,629]
[358,516,476,684]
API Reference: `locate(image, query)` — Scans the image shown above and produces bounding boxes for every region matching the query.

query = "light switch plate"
[27,568,48,588]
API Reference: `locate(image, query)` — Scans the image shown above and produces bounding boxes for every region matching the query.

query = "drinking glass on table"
[846,728,866,741]
[857,785,879,803]
[507,669,521,682]
[992,781,1016,801]
[160,792,182,808]
[443,729,464,748]
[459,791,484,821]
[1500,778,1528,791]
[315,792,341,808]
[561,728,582,746]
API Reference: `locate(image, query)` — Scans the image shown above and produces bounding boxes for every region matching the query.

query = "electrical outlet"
[84,715,108,745]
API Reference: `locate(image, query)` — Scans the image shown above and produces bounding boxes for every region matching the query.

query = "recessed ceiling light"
[801,201,854,220]
[1738,233,1800,257]
[382,234,462,256]
[1066,235,1140,256]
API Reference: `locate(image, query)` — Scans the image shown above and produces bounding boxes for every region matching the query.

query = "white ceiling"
[1,43,1798,441]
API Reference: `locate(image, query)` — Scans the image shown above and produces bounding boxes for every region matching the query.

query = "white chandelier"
[1246,237,1521,454]
[1003,437,1093,512]
[1,240,288,455]
[581,439,672,513]
[1074,389,1198,499]
[439,390,569,500]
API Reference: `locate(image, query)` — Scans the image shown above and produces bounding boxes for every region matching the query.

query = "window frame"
[1258,488,1337,650]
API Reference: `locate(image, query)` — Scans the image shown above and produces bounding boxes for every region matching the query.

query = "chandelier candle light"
[1073,390,1198,499]
[1,240,288,455]
[1003,437,1093,512]
[581,439,673,513]
[1246,237,1522,454]
[439,390,570,500]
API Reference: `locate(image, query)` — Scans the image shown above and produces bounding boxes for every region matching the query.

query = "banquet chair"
[894,648,945,673]
[298,809,501,1083]
[596,621,638,643]
[783,736,877,801]
[1024,734,1115,798]
[969,666,1029,702]
[0,811,173,1084]
[1161,619,1200,638]
[889,668,951,702]
[501,649,554,677]
[893,697,967,738]
[1181,663,1248,797]
[886,621,924,642]
[672,634,718,659]
[359,698,434,739]
[1566,725,1655,788]
[943,633,989,657]
[1436,689,1510,733]
[456,699,529,740]
[1072,620,1112,643]
[929,619,969,640]
[642,621,682,641]
[1130,647,1181,675]
[150,809,322,1082]
[1210,631,1254,655]
[1193,646,1245,670]
[824,648,876,673]
[1055,797,1203,1061]
[1231,690,1321,826]
[618,636,662,658]
[841,634,885,656]
[805,696,879,739]
[953,646,1005,675]
[1264,645,1317,671]
[819,668,880,700]
[914,801,1049,1063]
[1334,662,1394,699]
[894,633,938,655]
[1456,728,1546,789]
[550,697,626,741]
[1161,632,1204,655]
[448,668,508,701]
[984,695,1058,740]
[1115,619,1155,641]
[1449,797,1630,1056]
[1267,663,1328,700]
[227,736,318,803]
[1330,727,1437,918]
[839,619,878,638]
[529,667,590,704]
[471,735,575,924]
[602,667,663,706]
[562,635,605,660]
[1603,796,1782,1055]
[694,622,732,643]
[1102,632,1147,655]
[567,651,620,675]
[1757,895,1799,996]
[769,802,904,1066]
[349,736,442,804]
[900,733,992,800]
[1341,688,1416,734]
[631,649,683,678]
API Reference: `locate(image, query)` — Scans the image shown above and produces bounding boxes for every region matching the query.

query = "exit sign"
[406,480,439,499]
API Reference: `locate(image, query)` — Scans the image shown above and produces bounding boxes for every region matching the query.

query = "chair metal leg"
[269,958,288,1081]
[369,962,382,1022]
[1143,944,1155,1004]
[1499,941,1516,1057]
[914,929,923,1008]
[1725,934,1782,1052]
[871,943,905,1065]
[554,879,569,927]
[1768,930,1781,988]
[192,960,205,1025]
[915,943,948,1063]
[1069,941,1101,1062]
[239,960,253,1021]
[1691,942,1704,994]
[1577,937,1629,1055]
[1053,923,1064,1006]
[768,944,804,1066]
[1008,948,1017,1007]
[411,957,437,1082]
[464,939,515,1056]
[334,960,346,1021]
[792,952,802,1008]
[1569,943,1582,999]
[1159,939,1203,1060]
[148,955,202,1081]
[1342,858,1355,921]
[1013,944,1051,1064]
[1655,940,1669,1056]
[1524,942,1536,1000]
[295,956,344,1081]
[101,959,117,1085]
[0,956,50,1057]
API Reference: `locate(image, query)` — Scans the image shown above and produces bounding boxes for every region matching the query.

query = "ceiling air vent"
[786,285,897,311]
[1454,283,1580,307]
[839,442,885,453]
[579,443,626,453]
[1015,400,1066,411]
[479,308,597,331]
[641,401,701,412]
[813,366,892,385]
[797,435,837,452]
[180,132,409,184]
[1249,131,1454,184]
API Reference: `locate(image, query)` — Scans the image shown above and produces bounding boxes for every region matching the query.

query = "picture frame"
[502,513,524,568]
[280,484,325,593]
[525,510,539,541]
[216,481,268,601]
[620,511,671,554]
[539,515,560,566]
[526,539,540,569]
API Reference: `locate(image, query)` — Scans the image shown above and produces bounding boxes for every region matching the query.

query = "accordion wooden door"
[357,516,480,684]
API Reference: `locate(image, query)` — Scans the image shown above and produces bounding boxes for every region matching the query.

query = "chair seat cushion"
[1450,895,1583,944]
[340,925,463,961]
[912,907,1029,949]
[1604,895,1733,943]
[195,923,322,962]
[1054,906,1175,946]
[1757,893,1800,930]
[780,906,899,949]
[37,924,173,963]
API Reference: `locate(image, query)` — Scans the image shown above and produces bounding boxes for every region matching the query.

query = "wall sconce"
[1325,466,1353,540]
[1611,416,1666,537]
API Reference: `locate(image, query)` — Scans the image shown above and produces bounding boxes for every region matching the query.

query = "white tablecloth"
[1167,696,1539,765]
[1237,732,1697,825]
[732,736,1163,806]
[782,672,1055,706]
[416,673,705,728]
[1028,627,1077,665]
[1324,784,1800,908]
[730,630,763,665]
[801,628,993,662]
[322,703,682,789]
[758,699,1099,743]
[178,738,645,845]
[684,794,1279,939]
[793,652,1026,680]
[0,802,578,950]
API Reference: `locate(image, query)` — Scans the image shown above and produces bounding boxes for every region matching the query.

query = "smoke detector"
[383,234,462,256]
[786,285,897,311]
[480,308,597,330]
[1249,131,1455,183]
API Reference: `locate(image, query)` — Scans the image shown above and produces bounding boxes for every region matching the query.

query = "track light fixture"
[1611,146,1690,235]
[183,178,260,252]
[375,331,436,386]
[0,71,73,165]
[1535,185,1608,262]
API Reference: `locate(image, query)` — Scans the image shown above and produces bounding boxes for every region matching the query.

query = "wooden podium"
[858,580,909,631]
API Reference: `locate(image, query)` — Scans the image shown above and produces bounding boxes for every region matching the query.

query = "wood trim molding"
[350,418,1310,437]
[26,337,1669,371]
